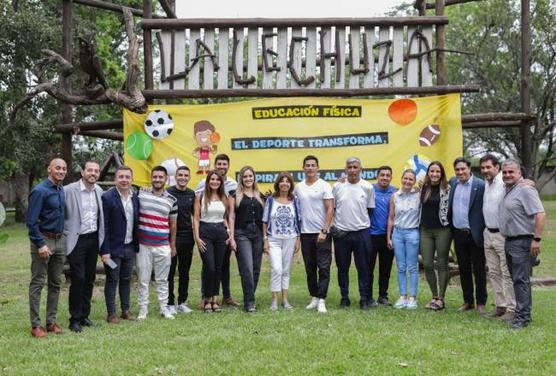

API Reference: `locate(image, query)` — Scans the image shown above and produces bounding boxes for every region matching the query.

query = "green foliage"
[445,0,556,176]
[0,1,62,180]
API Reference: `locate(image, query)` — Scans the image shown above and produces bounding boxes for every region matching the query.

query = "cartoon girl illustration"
[192,120,220,174]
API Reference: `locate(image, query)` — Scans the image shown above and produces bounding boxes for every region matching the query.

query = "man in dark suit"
[100,166,140,324]
[448,157,487,314]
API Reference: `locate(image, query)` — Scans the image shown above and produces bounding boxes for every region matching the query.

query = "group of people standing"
[26,152,545,338]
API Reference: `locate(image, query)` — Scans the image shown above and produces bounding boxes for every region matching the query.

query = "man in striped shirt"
[137,166,178,320]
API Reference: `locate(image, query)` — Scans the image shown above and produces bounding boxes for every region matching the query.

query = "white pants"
[268,237,297,292]
[137,244,172,310]
[484,229,516,311]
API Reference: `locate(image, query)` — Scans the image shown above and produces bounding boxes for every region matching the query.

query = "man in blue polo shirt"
[26,158,67,338]
[369,166,396,306]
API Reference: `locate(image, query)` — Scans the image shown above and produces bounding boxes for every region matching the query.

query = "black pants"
[235,224,263,308]
[505,237,534,324]
[369,234,394,300]
[222,246,232,299]
[68,232,98,324]
[452,228,487,305]
[301,233,332,299]
[104,243,135,315]
[199,222,228,299]
[168,237,195,305]
[334,228,372,302]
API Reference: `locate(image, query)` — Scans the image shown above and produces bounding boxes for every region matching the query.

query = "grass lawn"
[0,202,554,375]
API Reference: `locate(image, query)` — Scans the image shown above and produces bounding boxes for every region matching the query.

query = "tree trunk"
[14,173,29,223]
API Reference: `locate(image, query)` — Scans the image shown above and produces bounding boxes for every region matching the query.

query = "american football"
[419,124,441,147]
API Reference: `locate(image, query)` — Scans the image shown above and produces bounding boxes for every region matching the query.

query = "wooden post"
[143,0,154,103]
[520,0,532,176]
[62,0,73,179]
[435,0,446,85]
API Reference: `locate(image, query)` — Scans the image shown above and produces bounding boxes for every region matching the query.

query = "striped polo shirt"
[138,189,178,246]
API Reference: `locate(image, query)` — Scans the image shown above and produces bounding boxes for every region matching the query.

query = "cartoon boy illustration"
[193,120,220,174]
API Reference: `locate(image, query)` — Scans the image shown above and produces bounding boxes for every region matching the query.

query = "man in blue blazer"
[100,166,140,323]
[448,157,487,314]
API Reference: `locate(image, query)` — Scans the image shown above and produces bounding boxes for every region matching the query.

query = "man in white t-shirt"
[332,157,375,310]
[295,155,334,313]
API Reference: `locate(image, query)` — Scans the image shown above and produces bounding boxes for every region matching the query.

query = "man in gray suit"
[64,161,105,333]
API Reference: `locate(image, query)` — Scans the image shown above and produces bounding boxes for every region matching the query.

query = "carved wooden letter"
[288,36,315,86]
[232,29,256,86]
[319,29,341,82]
[262,33,281,72]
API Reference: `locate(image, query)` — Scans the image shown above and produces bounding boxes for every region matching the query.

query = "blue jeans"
[393,228,420,297]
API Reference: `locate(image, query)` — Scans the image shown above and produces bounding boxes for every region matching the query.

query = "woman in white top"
[262,172,301,310]
[193,171,236,312]
[387,169,421,310]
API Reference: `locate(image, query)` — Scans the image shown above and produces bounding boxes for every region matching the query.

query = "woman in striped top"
[193,171,236,312]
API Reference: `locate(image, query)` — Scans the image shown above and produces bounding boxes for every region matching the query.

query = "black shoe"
[80,318,96,327]
[360,300,370,310]
[377,296,392,306]
[340,297,351,308]
[368,299,379,308]
[245,303,256,313]
[511,321,530,330]
[69,322,83,333]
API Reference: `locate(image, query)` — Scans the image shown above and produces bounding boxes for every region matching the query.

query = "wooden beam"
[435,0,446,85]
[78,130,124,141]
[520,0,533,174]
[61,0,73,181]
[143,85,479,99]
[73,0,144,16]
[462,121,522,129]
[143,0,154,103]
[425,0,483,8]
[56,120,123,132]
[461,112,535,122]
[141,16,450,30]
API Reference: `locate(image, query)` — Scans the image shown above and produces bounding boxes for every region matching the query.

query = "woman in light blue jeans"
[387,169,421,309]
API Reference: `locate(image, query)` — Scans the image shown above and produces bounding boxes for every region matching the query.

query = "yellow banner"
[123,94,462,189]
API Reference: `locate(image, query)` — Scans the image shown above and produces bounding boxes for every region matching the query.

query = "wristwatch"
[533,237,542,242]
[320,228,329,234]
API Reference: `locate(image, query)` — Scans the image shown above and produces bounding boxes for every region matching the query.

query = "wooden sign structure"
[54,0,534,177]
[141,17,477,98]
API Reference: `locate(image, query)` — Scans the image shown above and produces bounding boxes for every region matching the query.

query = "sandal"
[203,301,213,313]
[425,298,437,310]
[211,302,221,312]
[431,298,445,311]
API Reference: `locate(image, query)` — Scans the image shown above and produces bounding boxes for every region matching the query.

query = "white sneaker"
[283,301,294,310]
[394,297,407,309]
[406,297,418,310]
[137,307,148,321]
[176,303,192,314]
[167,305,177,315]
[317,299,327,313]
[270,301,279,311]
[160,306,176,319]
[306,297,319,310]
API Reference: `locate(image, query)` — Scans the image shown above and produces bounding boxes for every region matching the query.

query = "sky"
[176,0,411,18]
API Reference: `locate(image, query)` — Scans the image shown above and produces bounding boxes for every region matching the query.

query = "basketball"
[388,98,418,125]
[126,131,153,160]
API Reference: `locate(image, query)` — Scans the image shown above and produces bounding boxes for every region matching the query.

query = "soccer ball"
[160,158,186,185]
[405,153,431,182]
[144,110,174,140]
